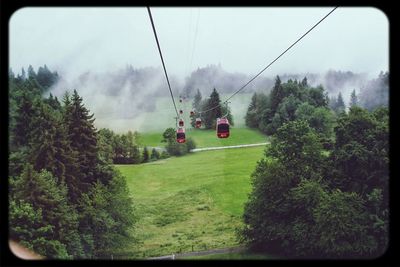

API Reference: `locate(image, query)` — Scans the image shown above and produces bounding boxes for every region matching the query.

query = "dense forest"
[240,75,389,258]
[9,66,136,259]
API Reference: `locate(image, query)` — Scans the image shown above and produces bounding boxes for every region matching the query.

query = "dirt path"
[147,246,245,260]
[190,142,269,152]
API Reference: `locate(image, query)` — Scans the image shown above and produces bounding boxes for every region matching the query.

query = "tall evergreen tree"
[13,92,38,149]
[28,65,36,79]
[301,76,308,87]
[21,67,27,81]
[336,92,346,113]
[245,93,259,128]
[142,146,149,163]
[150,148,160,160]
[350,89,358,107]
[269,75,284,115]
[192,89,202,111]
[203,88,222,129]
[63,90,98,198]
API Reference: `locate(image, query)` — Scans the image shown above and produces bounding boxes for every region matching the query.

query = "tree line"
[97,128,169,164]
[9,66,136,258]
[240,75,389,258]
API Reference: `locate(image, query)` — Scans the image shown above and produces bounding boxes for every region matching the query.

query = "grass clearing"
[114,146,266,258]
[140,127,268,148]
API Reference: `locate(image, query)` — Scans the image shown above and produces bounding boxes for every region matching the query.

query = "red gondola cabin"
[190,111,195,116]
[195,118,202,128]
[178,119,184,127]
[176,127,186,143]
[216,118,230,138]
[179,110,183,114]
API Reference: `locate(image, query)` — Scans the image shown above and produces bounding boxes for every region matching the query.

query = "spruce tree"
[350,89,358,107]
[269,75,284,115]
[63,90,98,197]
[336,92,346,113]
[245,93,258,128]
[192,89,202,111]
[204,88,222,129]
[301,76,308,87]
[142,146,149,163]
[13,92,37,148]
[150,148,160,160]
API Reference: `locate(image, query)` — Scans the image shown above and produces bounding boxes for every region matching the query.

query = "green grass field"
[114,145,266,259]
[139,127,268,148]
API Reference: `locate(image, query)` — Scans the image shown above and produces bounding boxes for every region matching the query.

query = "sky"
[9,7,389,81]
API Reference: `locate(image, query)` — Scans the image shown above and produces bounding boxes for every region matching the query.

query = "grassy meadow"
[114,145,266,258]
[139,127,268,148]
[105,93,270,259]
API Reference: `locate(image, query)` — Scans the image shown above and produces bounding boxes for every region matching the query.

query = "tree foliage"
[203,88,222,129]
[240,106,388,258]
[9,67,136,259]
[245,76,331,136]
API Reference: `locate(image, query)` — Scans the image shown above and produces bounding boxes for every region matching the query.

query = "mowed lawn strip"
[115,146,265,258]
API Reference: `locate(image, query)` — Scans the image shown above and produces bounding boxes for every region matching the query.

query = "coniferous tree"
[192,89,202,111]
[245,93,259,128]
[28,65,36,79]
[150,148,160,160]
[13,92,37,149]
[203,88,222,129]
[336,92,346,113]
[269,75,284,115]
[21,67,27,80]
[301,77,308,87]
[44,93,62,111]
[142,146,149,163]
[29,102,59,177]
[350,89,358,107]
[63,90,98,198]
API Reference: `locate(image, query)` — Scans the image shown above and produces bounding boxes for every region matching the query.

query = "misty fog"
[46,64,388,133]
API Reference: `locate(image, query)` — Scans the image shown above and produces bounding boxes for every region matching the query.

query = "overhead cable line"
[198,6,339,115]
[147,6,179,117]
